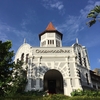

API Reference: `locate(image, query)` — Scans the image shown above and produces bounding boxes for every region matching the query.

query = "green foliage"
[87,5,100,27]
[68,96,100,100]
[71,89,100,97]
[0,94,100,100]
[0,40,27,96]
[21,90,44,96]
[43,94,69,100]
[0,41,14,96]
[86,19,96,27]
[11,61,27,94]
[5,61,28,96]
[0,96,42,100]
[87,5,100,18]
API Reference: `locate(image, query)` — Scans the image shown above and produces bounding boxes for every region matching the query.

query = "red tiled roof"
[46,22,56,31]
[39,22,63,40]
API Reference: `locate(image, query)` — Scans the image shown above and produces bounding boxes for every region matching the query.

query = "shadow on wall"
[29,64,65,94]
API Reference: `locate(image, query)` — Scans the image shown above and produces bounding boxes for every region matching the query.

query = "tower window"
[56,40,60,47]
[48,40,49,44]
[42,41,46,46]
[51,40,54,44]
[48,40,54,45]
[50,40,52,44]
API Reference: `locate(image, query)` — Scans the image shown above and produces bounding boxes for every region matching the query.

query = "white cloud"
[0,22,12,41]
[55,0,100,44]
[80,5,94,18]
[56,15,84,43]
[98,59,100,63]
[21,9,36,30]
[0,21,35,43]
[0,21,38,53]
[95,1,100,6]
[80,0,100,18]
[88,0,95,4]
[42,0,64,12]
[0,32,8,41]
[50,1,64,10]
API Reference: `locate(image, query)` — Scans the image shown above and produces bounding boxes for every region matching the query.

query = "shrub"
[43,94,69,100]
[68,96,100,100]
[71,89,100,97]
[21,90,44,96]
[0,96,42,100]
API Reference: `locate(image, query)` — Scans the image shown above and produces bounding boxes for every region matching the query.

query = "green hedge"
[68,96,100,100]
[43,94,69,100]
[0,94,68,100]
[0,95,100,100]
[71,89,100,97]
[0,96,42,100]
[1,96,100,100]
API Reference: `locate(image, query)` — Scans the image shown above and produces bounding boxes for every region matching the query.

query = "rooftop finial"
[76,38,78,44]
[23,38,26,44]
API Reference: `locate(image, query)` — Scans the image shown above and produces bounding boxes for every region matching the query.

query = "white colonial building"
[14,22,93,96]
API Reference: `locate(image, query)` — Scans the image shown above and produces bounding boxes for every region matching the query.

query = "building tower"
[39,22,63,47]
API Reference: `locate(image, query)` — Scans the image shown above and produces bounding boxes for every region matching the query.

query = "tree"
[10,61,27,95]
[87,5,100,27]
[0,41,27,96]
[0,41,14,96]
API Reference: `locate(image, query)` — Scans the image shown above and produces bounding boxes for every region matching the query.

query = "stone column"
[36,57,40,90]
[36,56,42,90]
[26,57,32,91]
[64,78,72,96]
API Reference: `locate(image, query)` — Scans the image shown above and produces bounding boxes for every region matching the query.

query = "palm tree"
[87,5,100,27]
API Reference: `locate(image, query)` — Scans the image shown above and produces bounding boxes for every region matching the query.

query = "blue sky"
[0,0,100,70]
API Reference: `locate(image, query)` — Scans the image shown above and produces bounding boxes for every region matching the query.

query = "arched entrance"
[43,69,64,94]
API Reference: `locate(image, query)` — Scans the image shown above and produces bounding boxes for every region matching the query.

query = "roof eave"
[39,30,63,40]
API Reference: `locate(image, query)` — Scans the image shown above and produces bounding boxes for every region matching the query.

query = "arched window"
[83,58,87,68]
[78,52,82,65]
[86,73,89,85]
[21,53,24,61]
[26,54,29,63]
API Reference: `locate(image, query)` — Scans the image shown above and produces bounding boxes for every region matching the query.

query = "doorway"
[48,80,56,93]
[43,69,64,94]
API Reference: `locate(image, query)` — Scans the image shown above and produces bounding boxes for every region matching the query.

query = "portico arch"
[43,69,64,94]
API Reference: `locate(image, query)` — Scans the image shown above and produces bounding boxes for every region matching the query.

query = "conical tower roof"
[46,22,56,31]
[39,22,63,40]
